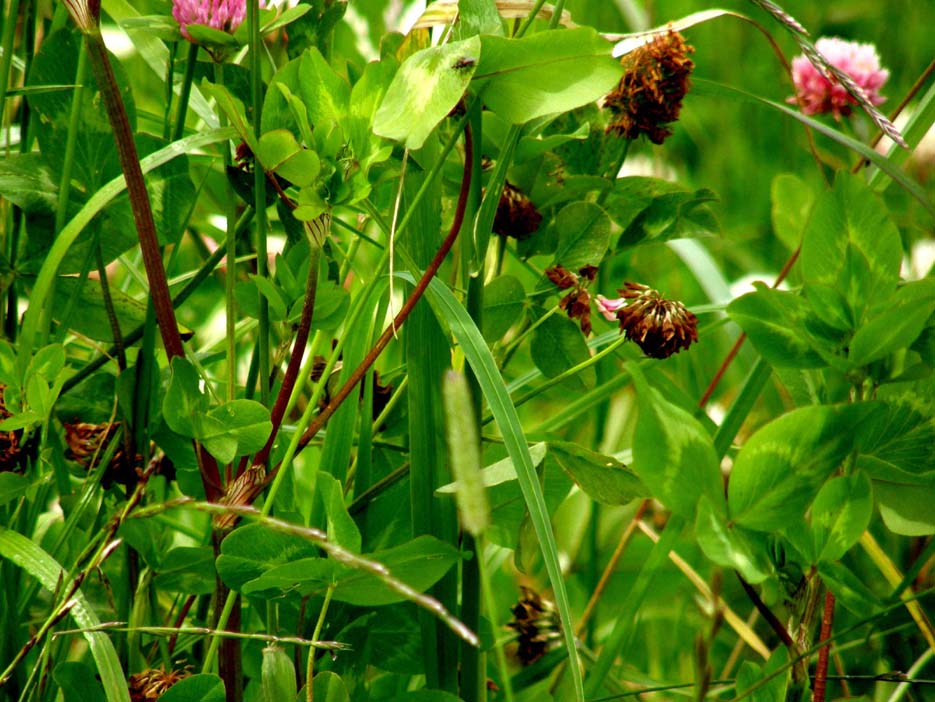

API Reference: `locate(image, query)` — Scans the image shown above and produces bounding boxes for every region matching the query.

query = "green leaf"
[53,662,106,702]
[874,476,935,536]
[547,441,647,506]
[455,0,504,38]
[736,648,789,702]
[331,536,458,605]
[771,173,816,252]
[530,314,595,391]
[552,201,611,271]
[348,57,397,168]
[604,177,718,248]
[819,561,883,616]
[163,358,206,438]
[0,527,130,702]
[728,404,866,531]
[473,28,622,124]
[443,371,489,536]
[482,275,526,342]
[153,546,216,595]
[727,285,828,369]
[200,400,272,462]
[216,523,319,592]
[0,473,28,506]
[298,47,350,135]
[0,153,58,211]
[158,674,225,702]
[695,495,771,584]
[52,277,148,342]
[631,379,723,517]
[801,172,902,328]
[310,671,349,702]
[849,279,935,367]
[857,397,935,481]
[373,36,480,149]
[316,472,362,553]
[256,129,320,186]
[809,472,873,562]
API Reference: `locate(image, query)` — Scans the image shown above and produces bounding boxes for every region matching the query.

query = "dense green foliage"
[0,1,933,701]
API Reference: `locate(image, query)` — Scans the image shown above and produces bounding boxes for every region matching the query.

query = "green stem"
[214,60,237,402]
[172,42,199,142]
[478,534,513,702]
[94,235,127,370]
[249,0,270,404]
[306,585,334,701]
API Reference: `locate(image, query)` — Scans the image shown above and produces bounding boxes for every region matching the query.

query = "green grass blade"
[692,78,935,220]
[18,126,236,369]
[0,527,131,702]
[414,275,586,702]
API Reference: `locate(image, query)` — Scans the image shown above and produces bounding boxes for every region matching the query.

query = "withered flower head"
[611,282,698,359]
[507,586,562,666]
[493,182,542,241]
[129,667,190,702]
[545,265,601,335]
[605,29,695,145]
[64,421,141,488]
[0,385,28,473]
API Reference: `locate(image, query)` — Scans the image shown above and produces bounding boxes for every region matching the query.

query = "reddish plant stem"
[736,573,795,649]
[83,30,222,500]
[813,589,836,702]
[294,124,474,455]
[248,227,321,473]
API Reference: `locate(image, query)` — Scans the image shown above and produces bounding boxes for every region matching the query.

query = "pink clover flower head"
[173,0,257,41]
[595,294,627,322]
[789,37,889,118]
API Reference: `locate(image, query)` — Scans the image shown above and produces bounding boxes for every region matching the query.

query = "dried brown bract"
[613,282,698,358]
[605,29,695,144]
[507,586,562,666]
[493,182,542,241]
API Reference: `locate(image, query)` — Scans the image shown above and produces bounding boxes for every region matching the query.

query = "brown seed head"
[493,182,542,241]
[507,586,562,666]
[129,667,190,702]
[605,29,695,144]
[614,282,698,358]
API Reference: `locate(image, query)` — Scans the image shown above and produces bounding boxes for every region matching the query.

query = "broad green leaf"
[163,358,206,438]
[436,443,549,492]
[849,279,935,367]
[316,472,362,553]
[809,472,873,562]
[0,153,57,211]
[0,473,28,506]
[736,648,789,702]
[216,522,319,592]
[547,441,647,506]
[819,561,883,616]
[728,404,866,531]
[455,0,503,38]
[348,57,397,168]
[473,28,622,124]
[857,397,935,481]
[727,285,829,369]
[631,379,723,517]
[373,36,480,149]
[604,177,718,248]
[152,546,216,595]
[310,671,349,702]
[875,477,935,536]
[52,277,147,342]
[0,527,130,702]
[770,173,816,252]
[800,172,902,328]
[159,675,225,702]
[201,81,259,154]
[53,663,106,702]
[552,201,611,271]
[530,314,595,391]
[256,129,320,186]
[482,275,526,342]
[695,495,771,584]
[298,48,351,137]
